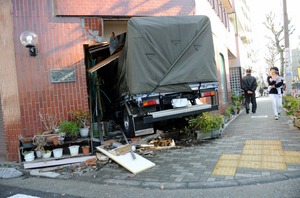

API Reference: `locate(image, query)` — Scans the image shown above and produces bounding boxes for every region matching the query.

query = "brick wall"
[12,0,90,133]
[4,0,91,161]
[0,0,23,161]
[54,0,195,17]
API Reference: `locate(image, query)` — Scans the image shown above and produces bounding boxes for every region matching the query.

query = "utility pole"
[283,0,292,96]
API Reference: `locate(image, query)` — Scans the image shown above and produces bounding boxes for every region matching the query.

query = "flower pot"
[45,134,56,143]
[53,148,63,158]
[43,150,52,158]
[22,140,33,148]
[82,146,90,155]
[52,136,59,146]
[24,151,35,162]
[196,130,211,141]
[58,132,65,142]
[69,145,80,156]
[80,127,89,138]
[35,150,42,158]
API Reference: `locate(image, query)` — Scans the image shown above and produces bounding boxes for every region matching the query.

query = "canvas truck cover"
[117,15,217,98]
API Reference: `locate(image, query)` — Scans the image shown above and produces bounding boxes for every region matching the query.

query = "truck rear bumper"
[143,104,218,123]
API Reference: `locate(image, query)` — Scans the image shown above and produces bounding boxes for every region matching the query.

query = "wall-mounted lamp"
[20,31,38,56]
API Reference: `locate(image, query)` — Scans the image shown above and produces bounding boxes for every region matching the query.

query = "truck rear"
[113,15,219,137]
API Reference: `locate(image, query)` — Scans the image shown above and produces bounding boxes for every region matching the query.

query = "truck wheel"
[123,109,134,138]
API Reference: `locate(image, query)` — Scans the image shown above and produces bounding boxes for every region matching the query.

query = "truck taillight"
[143,99,159,107]
[202,91,215,97]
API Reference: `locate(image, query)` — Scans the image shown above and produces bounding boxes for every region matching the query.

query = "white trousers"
[270,94,282,116]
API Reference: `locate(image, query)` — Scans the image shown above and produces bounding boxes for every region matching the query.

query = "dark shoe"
[246,109,249,114]
[252,111,256,113]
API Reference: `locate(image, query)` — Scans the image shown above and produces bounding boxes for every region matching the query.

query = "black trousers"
[245,92,257,112]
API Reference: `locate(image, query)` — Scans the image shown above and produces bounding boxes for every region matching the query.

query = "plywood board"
[24,156,96,169]
[96,147,155,174]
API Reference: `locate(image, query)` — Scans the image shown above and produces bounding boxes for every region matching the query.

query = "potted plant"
[39,112,59,143]
[42,150,52,158]
[59,121,79,141]
[211,113,224,138]
[224,107,232,122]
[18,135,33,148]
[187,113,214,140]
[229,105,237,116]
[23,151,35,162]
[69,109,91,138]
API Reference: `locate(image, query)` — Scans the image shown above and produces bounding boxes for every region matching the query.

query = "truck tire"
[122,108,134,138]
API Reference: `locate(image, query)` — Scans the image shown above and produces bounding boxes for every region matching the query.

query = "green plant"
[229,105,237,113]
[69,109,91,128]
[283,96,299,115]
[212,113,224,129]
[225,108,231,118]
[188,112,224,134]
[59,121,79,138]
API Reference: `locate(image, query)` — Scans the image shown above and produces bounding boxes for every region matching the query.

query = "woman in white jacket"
[267,67,284,120]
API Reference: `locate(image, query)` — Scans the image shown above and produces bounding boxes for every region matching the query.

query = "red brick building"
[0,0,233,161]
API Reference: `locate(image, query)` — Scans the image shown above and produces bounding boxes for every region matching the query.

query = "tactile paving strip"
[212,140,300,176]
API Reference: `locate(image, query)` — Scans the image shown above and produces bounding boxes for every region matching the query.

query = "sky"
[250,0,300,69]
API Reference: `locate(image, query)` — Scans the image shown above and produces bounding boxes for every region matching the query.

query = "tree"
[263,12,295,76]
[264,42,279,72]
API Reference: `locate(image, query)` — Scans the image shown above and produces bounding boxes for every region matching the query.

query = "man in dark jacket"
[242,69,258,114]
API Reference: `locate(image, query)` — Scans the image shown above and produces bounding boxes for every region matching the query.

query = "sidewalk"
[1,97,300,189]
[62,96,299,189]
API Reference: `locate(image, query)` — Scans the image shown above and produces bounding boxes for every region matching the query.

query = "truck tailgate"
[143,104,218,123]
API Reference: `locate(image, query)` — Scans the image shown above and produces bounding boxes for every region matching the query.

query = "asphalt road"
[1,177,300,198]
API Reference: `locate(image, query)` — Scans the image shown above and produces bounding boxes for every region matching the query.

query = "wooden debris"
[85,157,97,166]
[23,156,96,169]
[108,144,131,156]
[97,146,155,174]
[100,139,117,148]
[39,166,64,173]
[131,130,162,146]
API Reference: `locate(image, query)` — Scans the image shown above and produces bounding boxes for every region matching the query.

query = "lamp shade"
[20,31,38,47]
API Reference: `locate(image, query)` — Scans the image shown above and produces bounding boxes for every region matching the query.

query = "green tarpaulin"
[117,15,218,98]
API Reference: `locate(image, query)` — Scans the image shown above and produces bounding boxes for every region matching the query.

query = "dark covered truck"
[114,15,219,137]
[94,15,219,137]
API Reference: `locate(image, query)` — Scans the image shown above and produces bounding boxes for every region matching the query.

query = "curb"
[101,170,300,189]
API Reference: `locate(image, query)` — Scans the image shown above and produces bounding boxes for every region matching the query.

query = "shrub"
[59,121,79,138]
[69,109,91,128]
[283,96,299,115]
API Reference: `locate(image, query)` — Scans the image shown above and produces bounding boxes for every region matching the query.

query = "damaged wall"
[0,0,22,161]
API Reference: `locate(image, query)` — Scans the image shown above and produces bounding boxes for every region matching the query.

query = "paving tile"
[261,162,286,170]
[238,161,262,169]
[261,155,284,163]
[284,156,300,163]
[284,151,300,156]
[211,167,236,176]
[242,149,263,155]
[215,159,239,167]
[219,154,241,160]
[240,155,262,161]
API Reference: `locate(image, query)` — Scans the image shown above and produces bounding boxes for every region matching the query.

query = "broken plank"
[131,130,162,146]
[24,156,96,169]
[96,147,155,174]
[110,144,132,156]
[39,166,64,173]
